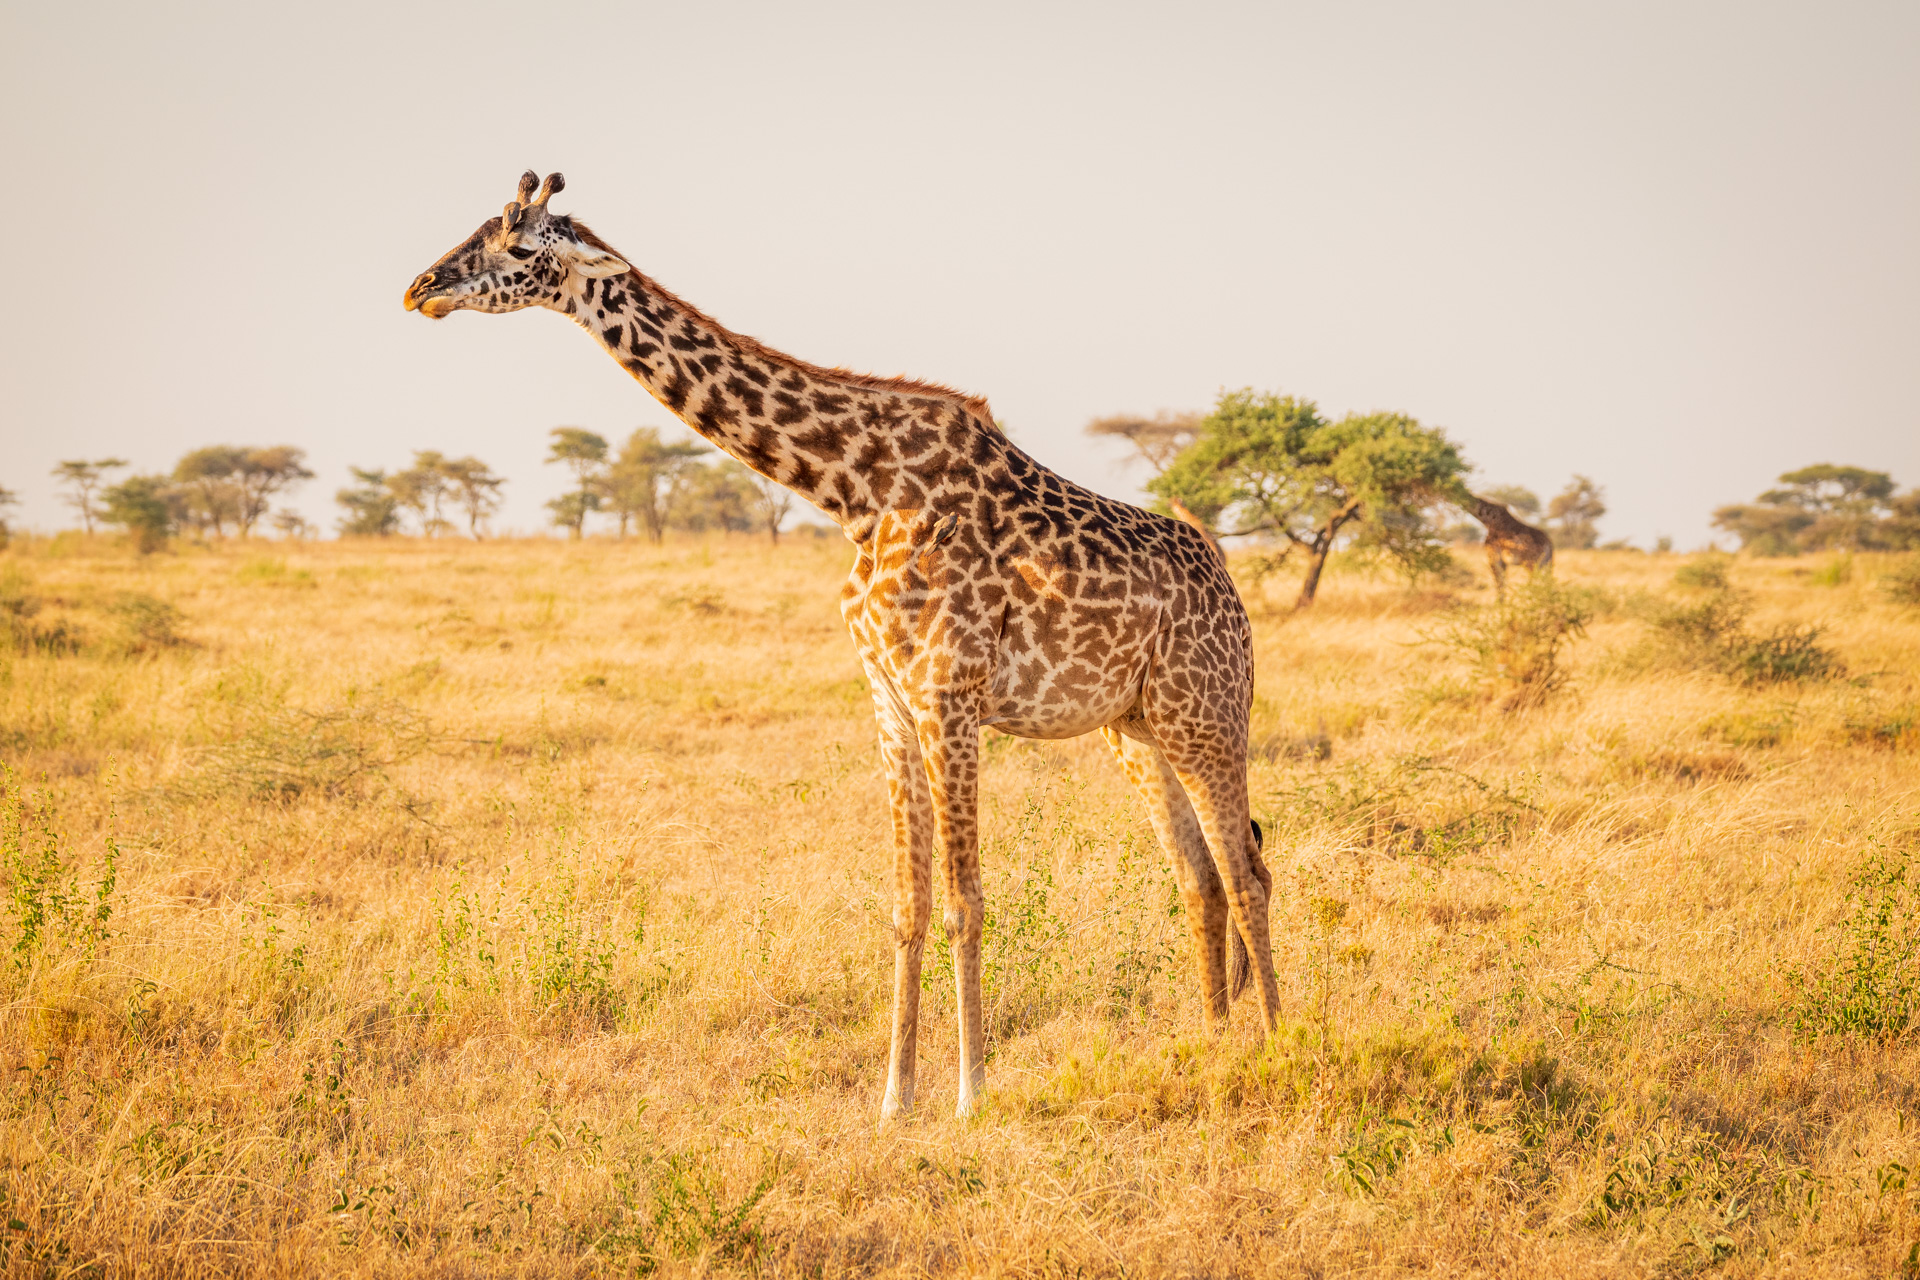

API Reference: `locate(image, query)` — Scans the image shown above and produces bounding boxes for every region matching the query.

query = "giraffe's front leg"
[865,662,933,1123]
[916,693,985,1118]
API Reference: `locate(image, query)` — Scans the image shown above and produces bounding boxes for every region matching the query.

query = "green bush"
[1646,587,1842,686]
[1811,554,1853,587]
[2,767,120,983]
[1425,576,1595,710]
[1672,556,1732,590]
[1882,556,1920,610]
[1788,840,1918,1043]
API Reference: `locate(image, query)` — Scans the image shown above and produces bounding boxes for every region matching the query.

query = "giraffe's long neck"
[558,257,997,534]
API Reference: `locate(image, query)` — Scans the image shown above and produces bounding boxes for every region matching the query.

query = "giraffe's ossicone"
[404,171,1281,1120]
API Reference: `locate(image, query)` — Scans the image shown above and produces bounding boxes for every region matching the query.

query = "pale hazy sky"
[3,1,1916,546]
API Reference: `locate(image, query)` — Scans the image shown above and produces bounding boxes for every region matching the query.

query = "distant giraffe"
[1166,495,1223,560]
[1467,495,1554,597]
[403,171,1278,1120]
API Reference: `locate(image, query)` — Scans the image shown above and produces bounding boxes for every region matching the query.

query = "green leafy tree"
[604,427,708,541]
[742,465,794,545]
[1545,475,1606,550]
[172,446,247,537]
[673,460,756,534]
[270,509,313,539]
[389,449,454,536]
[1150,389,1469,607]
[231,446,314,536]
[0,485,19,547]
[546,427,608,539]
[101,474,179,553]
[51,458,128,534]
[1712,464,1902,555]
[1889,490,1920,551]
[336,467,401,537]
[439,456,507,538]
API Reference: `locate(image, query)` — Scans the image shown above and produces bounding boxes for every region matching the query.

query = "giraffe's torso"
[836,421,1249,742]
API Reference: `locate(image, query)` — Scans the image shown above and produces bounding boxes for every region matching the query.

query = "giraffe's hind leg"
[1141,712,1282,1034]
[1102,725,1240,1025]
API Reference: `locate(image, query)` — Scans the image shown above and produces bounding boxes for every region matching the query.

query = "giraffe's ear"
[565,241,630,279]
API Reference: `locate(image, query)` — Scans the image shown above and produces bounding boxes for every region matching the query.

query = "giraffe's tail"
[1227,818,1271,1001]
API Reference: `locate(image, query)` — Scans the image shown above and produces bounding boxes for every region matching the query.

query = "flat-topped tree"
[402,170,1278,1120]
[52,459,128,534]
[1150,390,1469,607]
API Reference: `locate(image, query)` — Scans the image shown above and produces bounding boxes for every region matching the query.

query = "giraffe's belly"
[979,637,1153,740]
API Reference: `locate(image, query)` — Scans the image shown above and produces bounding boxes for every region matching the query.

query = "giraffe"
[1466,495,1554,598]
[403,171,1279,1119]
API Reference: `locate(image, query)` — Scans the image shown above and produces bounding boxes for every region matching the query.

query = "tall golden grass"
[2,533,1917,1277]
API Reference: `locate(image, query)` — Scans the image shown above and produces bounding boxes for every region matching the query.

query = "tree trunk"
[1295,542,1332,608]
[1292,502,1362,609]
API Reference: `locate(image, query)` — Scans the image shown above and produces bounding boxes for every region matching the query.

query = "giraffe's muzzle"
[402,272,453,317]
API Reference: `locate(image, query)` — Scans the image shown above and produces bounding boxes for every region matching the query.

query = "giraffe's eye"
[507,246,537,261]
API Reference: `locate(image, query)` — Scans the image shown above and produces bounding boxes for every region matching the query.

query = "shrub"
[1811,554,1854,587]
[105,592,187,655]
[1425,576,1595,710]
[185,694,436,799]
[1882,556,1920,610]
[1647,587,1843,686]
[1845,703,1919,752]
[0,570,83,655]
[1672,555,1732,590]
[1788,840,1918,1043]
[2,768,119,983]
[1725,623,1843,685]
[601,1150,776,1272]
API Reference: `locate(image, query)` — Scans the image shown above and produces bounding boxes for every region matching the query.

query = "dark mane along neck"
[560,222,1004,532]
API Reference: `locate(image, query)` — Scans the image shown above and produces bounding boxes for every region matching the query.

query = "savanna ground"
[3,529,1918,1278]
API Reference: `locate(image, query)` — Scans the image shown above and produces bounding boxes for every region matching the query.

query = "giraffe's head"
[402,170,631,319]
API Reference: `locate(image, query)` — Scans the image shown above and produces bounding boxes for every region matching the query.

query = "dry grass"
[2,536,1918,1278]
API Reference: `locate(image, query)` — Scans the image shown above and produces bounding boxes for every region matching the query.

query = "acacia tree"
[0,485,18,546]
[1712,464,1902,555]
[171,446,246,536]
[603,427,707,540]
[52,458,128,533]
[743,466,794,545]
[1084,410,1205,475]
[1545,476,1607,550]
[336,467,401,536]
[389,449,455,536]
[545,427,608,539]
[232,447,313,535]
[171,446,312,537]
[1152,389,1468,607]
[440,456,507,537]
[673,460,755,533]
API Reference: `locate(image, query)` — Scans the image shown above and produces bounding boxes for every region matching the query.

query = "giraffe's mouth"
[402,275,459,318]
